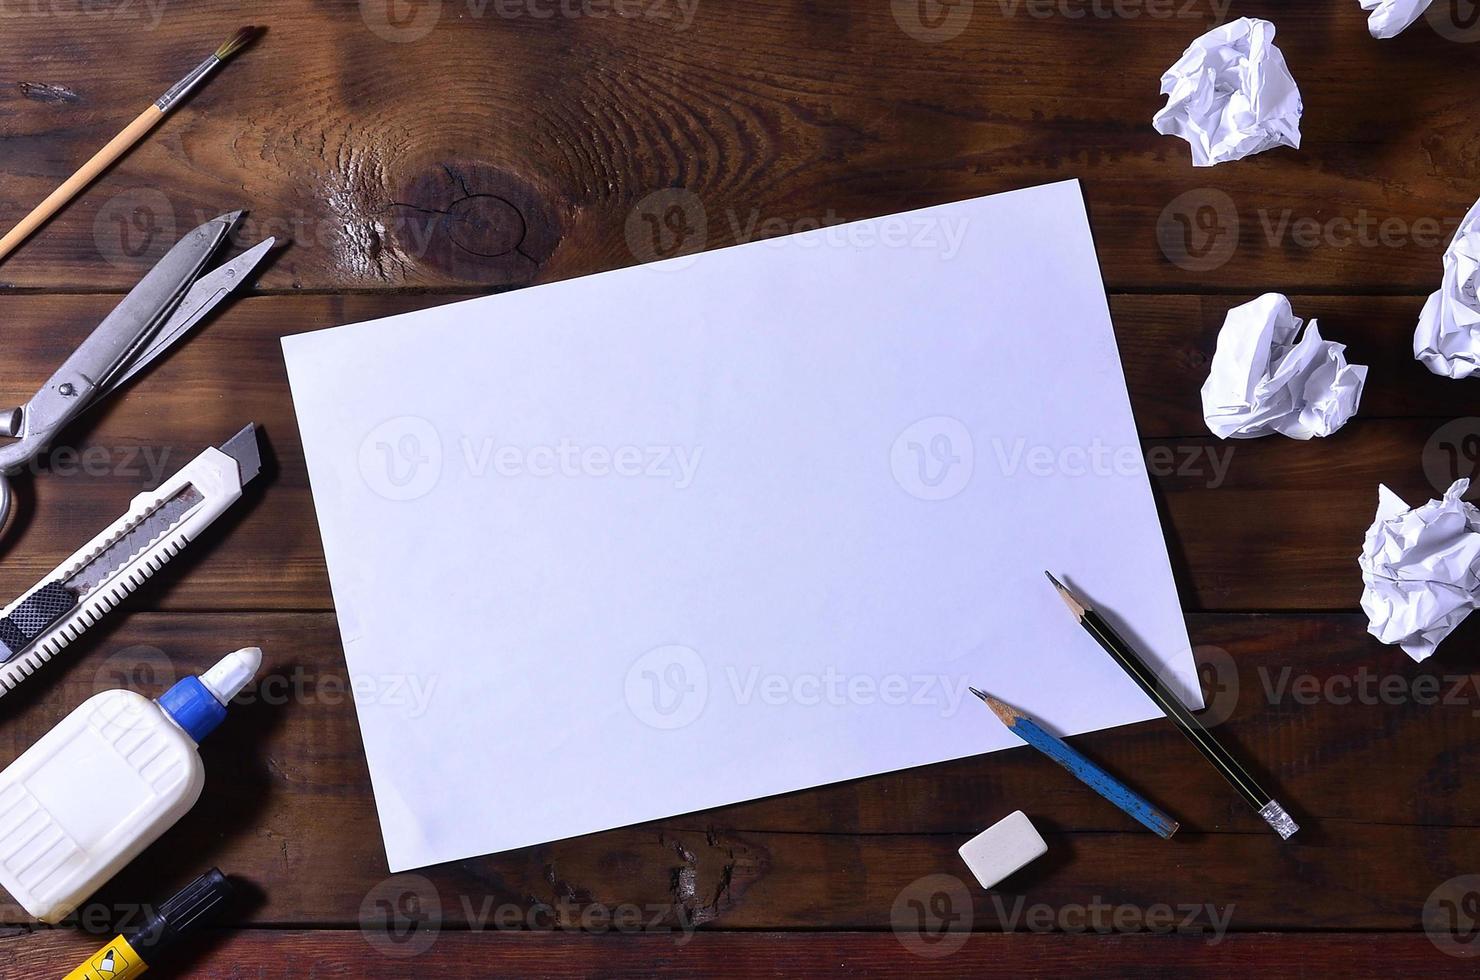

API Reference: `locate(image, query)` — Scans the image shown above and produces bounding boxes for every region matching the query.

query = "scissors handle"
[0,475,11,539]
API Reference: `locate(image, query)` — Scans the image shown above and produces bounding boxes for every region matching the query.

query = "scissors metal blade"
[0,213,241,465]
[64,212,241,399]
[110,236,275,391]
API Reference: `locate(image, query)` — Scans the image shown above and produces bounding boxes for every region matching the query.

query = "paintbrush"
[970,688,1179,839]
[1045,571,1299,840]
[0,26,263,265]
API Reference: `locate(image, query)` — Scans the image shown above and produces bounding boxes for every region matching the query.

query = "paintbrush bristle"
[215,25,262,62]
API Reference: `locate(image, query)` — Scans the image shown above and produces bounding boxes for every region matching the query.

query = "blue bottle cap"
[158,676,228,744]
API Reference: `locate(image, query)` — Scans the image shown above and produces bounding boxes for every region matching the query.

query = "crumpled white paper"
[1201,293,1368,440]
[1359,480,1480,662]
[1359,0,1432,38]
[1152,17,1303,167]
[1415,196,1480,379]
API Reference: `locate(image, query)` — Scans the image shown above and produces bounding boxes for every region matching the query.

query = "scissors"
[0,211,273,535]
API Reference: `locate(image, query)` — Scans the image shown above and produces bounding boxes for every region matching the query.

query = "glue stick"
[0,648,261,924]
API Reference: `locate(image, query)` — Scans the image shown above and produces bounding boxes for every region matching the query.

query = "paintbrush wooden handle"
[0,104,165,264]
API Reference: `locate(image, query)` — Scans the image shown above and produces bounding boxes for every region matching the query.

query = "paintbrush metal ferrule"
[156,27,260,112]
[156,53,222,111]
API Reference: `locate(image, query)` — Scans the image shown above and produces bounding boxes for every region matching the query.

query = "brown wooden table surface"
[4,1,1480,976]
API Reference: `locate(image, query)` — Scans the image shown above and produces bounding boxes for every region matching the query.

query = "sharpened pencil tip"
[970,689,1020,726]
[1044,570,1088,619]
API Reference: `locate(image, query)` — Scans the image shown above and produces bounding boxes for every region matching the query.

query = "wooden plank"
[5,931,1475,978]
[0,292,1456,447]
[2,611,1478,930]
[0,6,1475,292]
[0,0,1465,963]
[0,293,1468,612]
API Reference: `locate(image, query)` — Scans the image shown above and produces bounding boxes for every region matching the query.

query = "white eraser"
[958,810,1048,889]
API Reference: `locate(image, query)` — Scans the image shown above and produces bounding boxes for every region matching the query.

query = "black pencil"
[1045,571,1298,841]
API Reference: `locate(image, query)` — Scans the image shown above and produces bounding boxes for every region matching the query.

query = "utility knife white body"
[0,424,261,697]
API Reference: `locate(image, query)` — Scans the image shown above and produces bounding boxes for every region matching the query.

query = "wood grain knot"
[18,81,80,105]
[391,163,559,286]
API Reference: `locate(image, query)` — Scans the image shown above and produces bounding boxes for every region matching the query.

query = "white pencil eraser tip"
[958,810,1048,889]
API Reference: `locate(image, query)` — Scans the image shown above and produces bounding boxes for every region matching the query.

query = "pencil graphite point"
[1044,570,1088,620]
[969,688,1019,727]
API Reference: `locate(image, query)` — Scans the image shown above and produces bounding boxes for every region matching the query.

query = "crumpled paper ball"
[1359,480,1480,662]
[1415,196,1480,379]
[1359,0,1432,39]
[1201,293,1368,440]
[1152,17,1303,167]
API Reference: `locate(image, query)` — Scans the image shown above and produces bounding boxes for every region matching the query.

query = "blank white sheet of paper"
[282,179,1198,872]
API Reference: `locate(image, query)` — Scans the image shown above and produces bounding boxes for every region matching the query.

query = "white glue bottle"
[0,647,261,924]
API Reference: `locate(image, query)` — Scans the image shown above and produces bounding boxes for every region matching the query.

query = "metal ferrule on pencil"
[1258,800,1300,840]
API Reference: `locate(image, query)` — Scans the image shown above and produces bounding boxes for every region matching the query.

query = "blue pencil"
[971,688,1179,839]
